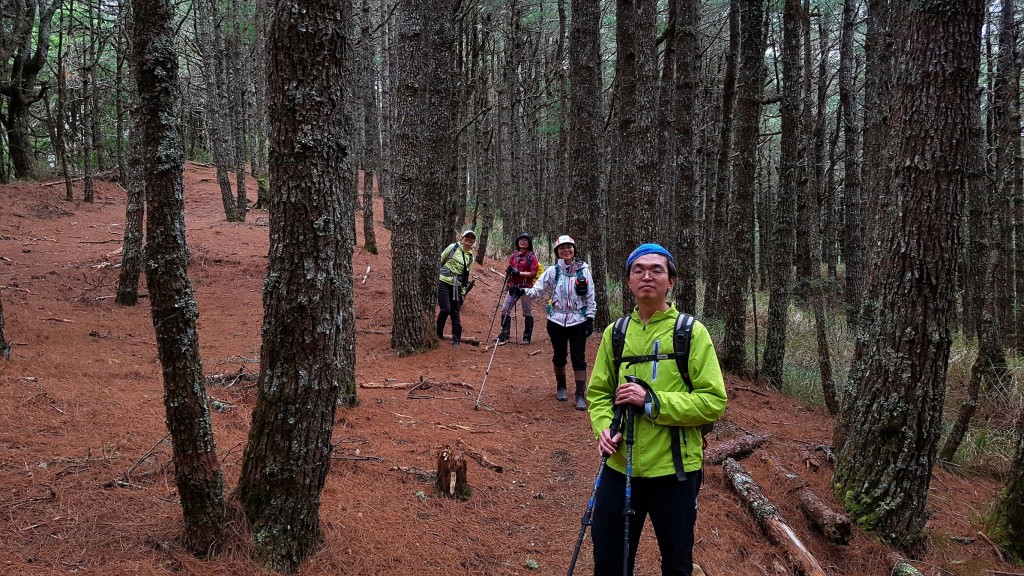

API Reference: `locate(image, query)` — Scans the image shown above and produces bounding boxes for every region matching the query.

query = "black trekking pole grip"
[566,405,625,576]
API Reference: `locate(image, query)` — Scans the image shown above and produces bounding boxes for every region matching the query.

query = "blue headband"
[625,243,674,274]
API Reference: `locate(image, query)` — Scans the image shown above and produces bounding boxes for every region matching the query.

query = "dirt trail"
[0,166,1008,575]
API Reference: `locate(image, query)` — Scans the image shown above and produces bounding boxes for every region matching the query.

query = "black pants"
[591,467,702,576]
[546,320,588,371]
[436,281,463,341]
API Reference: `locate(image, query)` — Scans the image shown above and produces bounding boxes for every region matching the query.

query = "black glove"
[583,318,593,338]
[514,287,526,297]
[506,265,515,275]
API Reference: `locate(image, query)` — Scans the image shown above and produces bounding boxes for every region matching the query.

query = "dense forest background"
[2,0,1023,572]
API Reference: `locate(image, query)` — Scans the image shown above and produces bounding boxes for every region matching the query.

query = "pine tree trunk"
[832,1,982,553]
[703,0,740,322]
[941,86,1007,462]
[360,0,379,254]
[722,0,765,374]
[994,0,1020,353]
[990,405,1024,562]
[568,0,608,325]
[673,0,700,315]
[250,0,270,210]
[234,0,355,571]
[838,0,862,329]
[195,0,238,221]
[132,0,225,554]
[763,0,801,388]
[1,0,58,179]
[116,116,145,306]
[0,288,9,359]
[610,0,658,311]
[389,0,458,354]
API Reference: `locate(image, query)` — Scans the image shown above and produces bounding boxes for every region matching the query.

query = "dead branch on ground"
[704,432,770,465]
[723,458,828,576]
[456,437,503,473]
[763,455,851,544]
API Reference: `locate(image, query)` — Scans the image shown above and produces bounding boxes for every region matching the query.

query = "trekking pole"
[474,328,503,410]
[483,272,512,346]
[622,407,636,576]
[567,405,625,576]
[475,275,514,411]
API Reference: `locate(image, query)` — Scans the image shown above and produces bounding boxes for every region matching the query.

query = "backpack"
[610,311,713,480]
[611,313,695,390]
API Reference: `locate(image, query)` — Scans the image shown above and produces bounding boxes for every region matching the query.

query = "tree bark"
[989,404,1024,562]
[234,0,355,571]
[704,432,771,465]
[832,0,983,553]
[610,0,658,311]
[132,0,225,554]
[116,114,145,306]
[567,0,609,327]
[838,0,862,330]
[722,0,765,373]
[0,288,9,359]
[389,0,459,355]
[993,0,1020,353]
[359,0,379,255]
[673,0,700,315]
[194,0,238,221]
[703,0,740,322]
[763,0,801,388]
[0,0,59,179]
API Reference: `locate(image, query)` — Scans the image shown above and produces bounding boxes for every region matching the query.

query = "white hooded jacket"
[524,258,596,327]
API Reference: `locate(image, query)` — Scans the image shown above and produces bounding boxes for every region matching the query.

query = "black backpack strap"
[673,313,695,391]
[670,427,688,481]
[611,315,630,373]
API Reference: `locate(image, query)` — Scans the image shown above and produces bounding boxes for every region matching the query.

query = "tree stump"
[435,445,469,499]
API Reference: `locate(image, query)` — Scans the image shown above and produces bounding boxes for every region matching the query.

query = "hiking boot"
[497,314,511,344]
[574,382,587,410]
[555,366,567,401]
[521,316,534,345]
[574,371,587,410]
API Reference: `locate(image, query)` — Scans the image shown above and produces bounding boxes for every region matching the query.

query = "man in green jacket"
[586,243,727,576]
[437,230,475,347]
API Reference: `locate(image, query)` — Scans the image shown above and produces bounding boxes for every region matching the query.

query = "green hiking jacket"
[587,305,727,477]
[438,243,473,286]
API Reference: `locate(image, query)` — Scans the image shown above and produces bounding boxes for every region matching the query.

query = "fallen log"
[360,381,417,389]
[361,378,474,390]
[435,445,469,499]
[456,437,503,473]
[704,432,770,465]
[887,553,924,576]
[764,456,851,544]
[723,458,827,576]
[441,335,481,346]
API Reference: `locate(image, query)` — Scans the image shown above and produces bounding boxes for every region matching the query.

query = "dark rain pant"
[436,281,463,342]
[546,320,588,371]
[591,467,702,576]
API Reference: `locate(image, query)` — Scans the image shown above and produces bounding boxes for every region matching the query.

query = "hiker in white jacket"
[514,235,597,409]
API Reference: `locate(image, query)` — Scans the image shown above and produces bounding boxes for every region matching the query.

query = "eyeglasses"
[630,267,666,279]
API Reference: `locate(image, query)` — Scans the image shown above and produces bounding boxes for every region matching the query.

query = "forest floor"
[0,164,1016,576]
